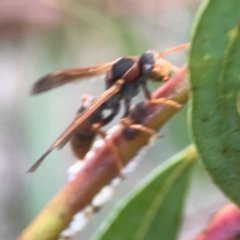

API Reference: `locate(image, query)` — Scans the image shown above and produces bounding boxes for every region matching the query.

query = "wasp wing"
[27,79,124,173]
[56,111,85,150]
[31,62,115,95]
[56,134,72,150]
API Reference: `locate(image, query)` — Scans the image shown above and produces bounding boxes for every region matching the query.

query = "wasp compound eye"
[139,51,155,75]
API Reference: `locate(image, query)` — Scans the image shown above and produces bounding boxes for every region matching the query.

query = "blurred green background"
[0,0,230,239]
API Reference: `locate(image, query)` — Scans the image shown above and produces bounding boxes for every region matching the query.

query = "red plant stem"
[18,66,188,240]
[193,204,240,240]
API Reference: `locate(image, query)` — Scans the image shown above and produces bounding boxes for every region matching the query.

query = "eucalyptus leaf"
[189,0,240,205]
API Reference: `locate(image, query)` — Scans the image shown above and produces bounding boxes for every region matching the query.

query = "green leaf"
[188,0,240,205]
[93,145,196,240]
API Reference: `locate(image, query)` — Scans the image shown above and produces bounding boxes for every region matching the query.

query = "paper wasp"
[27,44,189,173]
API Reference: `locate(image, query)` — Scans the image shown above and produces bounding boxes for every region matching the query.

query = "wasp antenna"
[157,43,190,59]
[27,149,52,173]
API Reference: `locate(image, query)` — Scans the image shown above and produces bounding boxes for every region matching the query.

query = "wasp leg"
[142,81,152,100]
[101,103,120,126]
[121,118,163,139]
[121,97,163,138]
[150,98,182,108]
[142,82,182,108]
[92,123,125,179]
[142,81,181,109]
[121,98,131,120]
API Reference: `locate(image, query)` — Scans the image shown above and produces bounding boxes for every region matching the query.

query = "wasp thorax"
[139,51,156,76]
[111,58,135,81]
